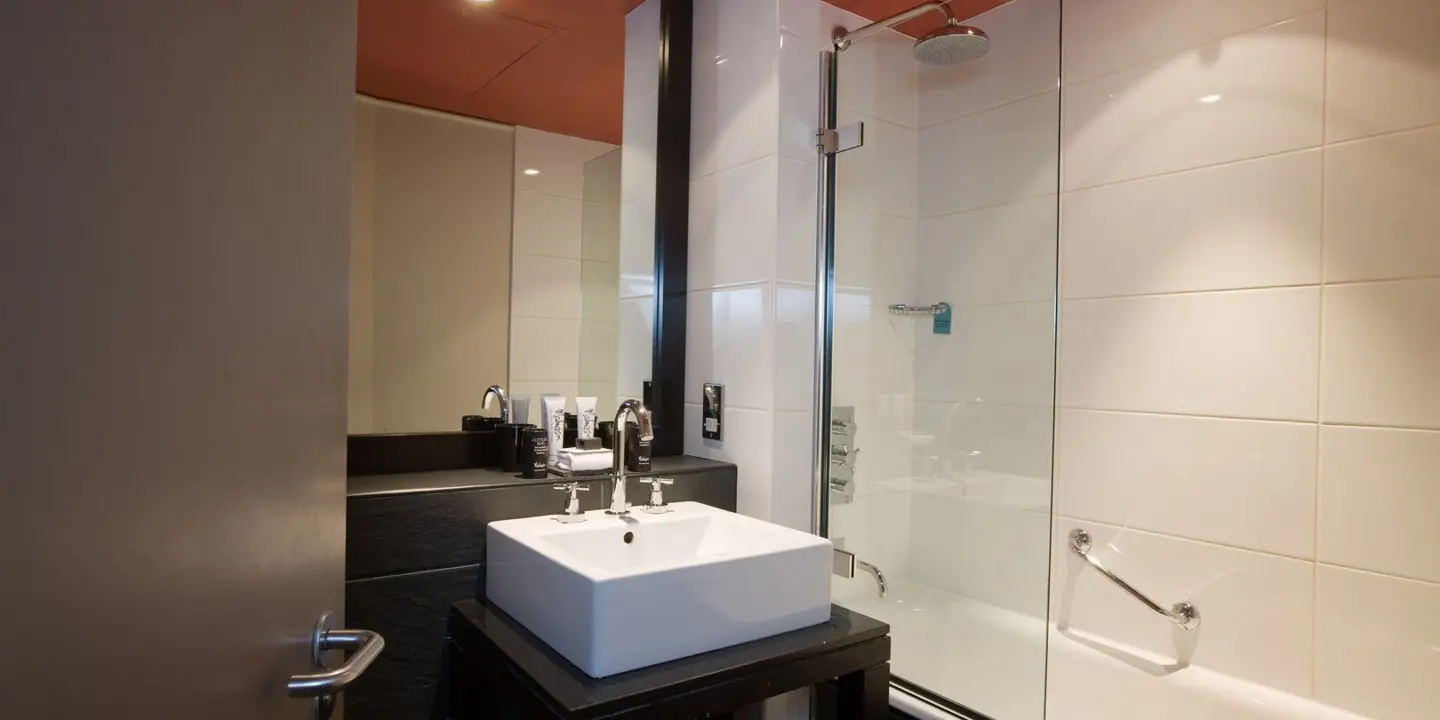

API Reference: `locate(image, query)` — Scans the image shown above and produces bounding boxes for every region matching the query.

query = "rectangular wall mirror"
[345,0,688,449]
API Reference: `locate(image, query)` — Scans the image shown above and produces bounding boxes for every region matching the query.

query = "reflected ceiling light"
[1199,94,1222,103]
[715,55,727,65]
[523,168,540,176]
[468,0,495,4]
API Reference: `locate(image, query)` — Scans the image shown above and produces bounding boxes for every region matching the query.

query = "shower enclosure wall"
[810,0,1440,719]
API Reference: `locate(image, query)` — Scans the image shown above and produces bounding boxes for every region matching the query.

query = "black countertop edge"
[347,456,736,498]
[447,600,890,716]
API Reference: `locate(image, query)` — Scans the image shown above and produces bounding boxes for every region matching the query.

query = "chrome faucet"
[607,399,653,515]
[482,384,509,423]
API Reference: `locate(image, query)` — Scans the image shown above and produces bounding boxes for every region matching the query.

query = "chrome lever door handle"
[288,613,386,700]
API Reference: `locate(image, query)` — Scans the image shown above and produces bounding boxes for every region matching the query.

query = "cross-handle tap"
[608,399,653,515]
[482,385,509,424]
[551,482,589,523]
[640,477,674,514]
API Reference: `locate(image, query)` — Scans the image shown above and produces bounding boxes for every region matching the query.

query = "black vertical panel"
[651,0,693,456]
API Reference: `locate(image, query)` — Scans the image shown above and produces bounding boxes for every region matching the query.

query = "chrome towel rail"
[1069,528,1200,631]
[889,302,950,316]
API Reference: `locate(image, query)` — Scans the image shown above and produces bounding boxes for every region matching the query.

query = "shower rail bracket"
[817,122,865,155]
[1069,528,1201,630]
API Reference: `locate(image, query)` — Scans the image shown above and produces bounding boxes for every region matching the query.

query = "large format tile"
[912,400,1055,483]
[1321,279,1440,429]
[911,494,1051,617]
[508,318,580,384]
[769,409,814,532]
[1326,0,1440,142]
[690,30,779,178]
[624,0,660,101]
[835,25,919,129]
[685,284,774,410]
[918,0,1060,127]
[1059,288,1320,420]
[693,0,777,60]
[513,189,583,259]
[1051,519,1315,696]
[918,194,1058,307]
[776,158,819,284]
[688,156,779,289]
[616,295,654,399]
[684,403,775,520]
[1062,0,1323,85]
[1315,566,1440,720]
[835,112,919,219]
[1062,11,1324,191]
[833,204,916,297]
[920,91,1060,216]
[514,127,615,200]
[511,254,581,320]
[779,30,823,164]
[1320,425,1440,583]
[1055,409,1316,558]
[773,283,816,413]
[916,301,1056,407]
[1324,125,1440,282]
[1061,149,1322,298]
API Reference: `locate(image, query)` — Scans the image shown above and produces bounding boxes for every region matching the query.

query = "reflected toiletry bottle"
[575,397,598,441]
[626,421,652,472]
[521,427,548,479]
[541,395,566,465]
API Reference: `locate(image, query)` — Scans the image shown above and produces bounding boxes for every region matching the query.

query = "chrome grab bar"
[1069,528,1200,631]
[287,626,386,698]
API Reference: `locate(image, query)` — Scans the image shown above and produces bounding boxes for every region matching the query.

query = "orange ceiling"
[357,0,1007,145]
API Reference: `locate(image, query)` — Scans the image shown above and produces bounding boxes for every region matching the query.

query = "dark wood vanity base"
[445,600,891,720]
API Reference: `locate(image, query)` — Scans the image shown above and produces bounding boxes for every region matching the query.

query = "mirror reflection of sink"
[485,502,833,678]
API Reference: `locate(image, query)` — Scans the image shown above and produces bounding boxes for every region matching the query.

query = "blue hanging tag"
[933,303,951,335]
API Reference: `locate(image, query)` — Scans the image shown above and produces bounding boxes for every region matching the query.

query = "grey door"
[0,2,359,718]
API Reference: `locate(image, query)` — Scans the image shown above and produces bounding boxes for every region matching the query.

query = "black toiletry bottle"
[625,421,652,472]
[460,415,499,432]
[521,427,549,479]
[563,412,578,449]
[597,420,616,449]
[498,423,533,472]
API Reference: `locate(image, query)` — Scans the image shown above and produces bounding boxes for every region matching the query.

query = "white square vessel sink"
[485,501,833,678]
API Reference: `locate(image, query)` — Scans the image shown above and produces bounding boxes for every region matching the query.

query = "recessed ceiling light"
[523,168,540,176]
[468,0,494,4]
[1198,94,1222,104]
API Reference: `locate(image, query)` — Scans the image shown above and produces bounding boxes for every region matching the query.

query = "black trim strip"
[651,0,693,456]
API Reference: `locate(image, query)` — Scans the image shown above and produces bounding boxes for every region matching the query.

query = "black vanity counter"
[344,455,738,720]
[446,601,891,719]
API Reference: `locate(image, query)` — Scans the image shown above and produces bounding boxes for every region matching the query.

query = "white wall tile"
[691,30,779,178]
[912,400,1055,483]
[833,204,916,297]
[514,127,616,199]
[770,409,815,531]
[511,254,581,320]
[581,200,621,262]
[1055,409,1317,557]
[776,158,819,284]
[685,284,775,410]
[1062,11,1325,191]
[920,90,1060,216]
[1315,566,1440,720]
[1061,149,1323,298]
[1321,279,1440,429]
[684,403,775,520]
[693,0,777,59]
[509,318,581,384]
[1062,0,1323,85]
[918,195,1058,307]
[1051,519,1315,696]
[917,301,1056,407]
[835,112,919,219]
[689,157,779,289]
[912,494,1051,616]
[579,260,619,323]
[836,29,918,129]
[514,189,583,259]
[619,198,656,297]
[624,0,661,101]
[616,295,653,399]
[780,0,862,45]
[774,283,816,412]
[1326,0,1440,142]
[1320,426,1440,583]
[778,30,822,164]
[621,91,658,203]
[1059,288,1320,420]
[918,0,1060,127]
[1324,125,1440,282]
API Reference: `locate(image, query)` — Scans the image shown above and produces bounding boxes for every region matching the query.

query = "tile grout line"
[1062,275,1440,305]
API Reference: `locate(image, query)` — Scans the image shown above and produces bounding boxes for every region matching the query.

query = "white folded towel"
[554,448,613,472]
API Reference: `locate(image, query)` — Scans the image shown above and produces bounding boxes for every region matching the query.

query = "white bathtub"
[840,582,1368,720]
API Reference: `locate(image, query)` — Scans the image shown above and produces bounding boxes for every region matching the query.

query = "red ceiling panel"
[357,0,1008,144]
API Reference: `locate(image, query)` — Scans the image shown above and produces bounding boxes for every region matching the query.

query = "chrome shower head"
[914,19,990,65]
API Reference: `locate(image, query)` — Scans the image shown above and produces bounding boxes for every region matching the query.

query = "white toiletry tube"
[575,397,597,440]
[511,395,531,425]
[541,395,566,462]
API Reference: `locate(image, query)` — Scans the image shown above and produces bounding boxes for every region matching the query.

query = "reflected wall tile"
[1326,0,1440,142]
